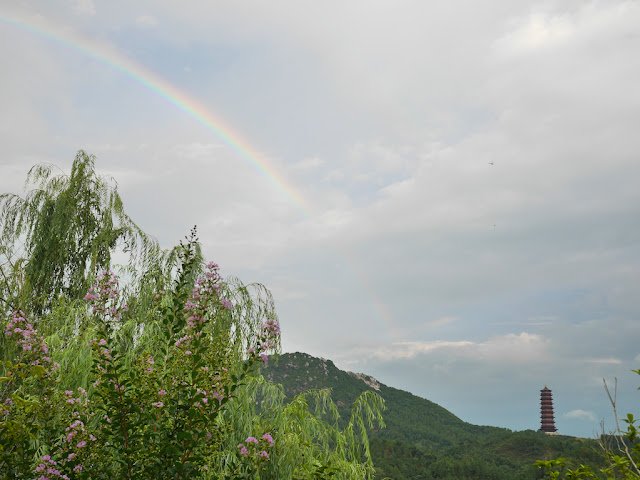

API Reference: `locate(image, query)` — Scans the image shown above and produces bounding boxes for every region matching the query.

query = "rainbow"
[0,11,308,212]
[0,10,400,339]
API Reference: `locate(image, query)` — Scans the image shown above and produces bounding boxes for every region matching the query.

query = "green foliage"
[0,154,384,479]
[266,352,608,480]
[0,150,158,313]
[536,374,640,480]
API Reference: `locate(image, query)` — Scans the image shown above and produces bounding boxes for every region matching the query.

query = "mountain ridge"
[263,352,605,479]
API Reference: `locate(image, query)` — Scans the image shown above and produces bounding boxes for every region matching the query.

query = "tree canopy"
[0,151,384,479]
[0,150,157,313]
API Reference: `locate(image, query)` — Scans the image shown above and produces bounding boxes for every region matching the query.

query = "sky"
[1,0,639,439]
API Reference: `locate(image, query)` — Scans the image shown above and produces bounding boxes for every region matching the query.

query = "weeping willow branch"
[0,150,159,313]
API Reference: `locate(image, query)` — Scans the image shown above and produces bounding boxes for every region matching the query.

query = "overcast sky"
[2,0,639,438]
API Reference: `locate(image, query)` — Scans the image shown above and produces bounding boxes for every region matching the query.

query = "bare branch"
[603,377,640,475]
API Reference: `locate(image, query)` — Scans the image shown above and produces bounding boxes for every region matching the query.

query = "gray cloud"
[1,0,639,438]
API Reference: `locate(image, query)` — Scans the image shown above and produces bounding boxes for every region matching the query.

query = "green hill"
[264,352,605,479]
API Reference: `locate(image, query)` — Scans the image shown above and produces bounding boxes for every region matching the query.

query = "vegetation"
[264,352,610,479]
[536,376,640,479]
[2,149,636,479]
[0,151,385,479]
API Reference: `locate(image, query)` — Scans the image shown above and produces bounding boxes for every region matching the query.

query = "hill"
[263,352,605,479]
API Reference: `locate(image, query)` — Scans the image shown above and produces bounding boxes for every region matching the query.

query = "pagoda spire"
[540,385,557,433]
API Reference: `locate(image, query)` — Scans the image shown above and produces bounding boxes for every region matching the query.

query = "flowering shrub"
[0,157,384,480]
[0,245,280,479]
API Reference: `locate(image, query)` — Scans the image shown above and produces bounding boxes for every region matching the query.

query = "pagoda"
[540,385,557,433]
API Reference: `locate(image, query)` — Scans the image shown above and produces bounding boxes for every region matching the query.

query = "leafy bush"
[0,152,384,479]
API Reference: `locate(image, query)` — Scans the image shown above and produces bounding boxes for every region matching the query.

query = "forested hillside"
[264,352,605,479]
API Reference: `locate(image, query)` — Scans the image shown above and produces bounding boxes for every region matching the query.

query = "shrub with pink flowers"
[1,233,280,478]
[0,156,384,479]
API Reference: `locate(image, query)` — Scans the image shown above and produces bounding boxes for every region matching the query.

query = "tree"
[0,153,385,479]
[0,150,157,314]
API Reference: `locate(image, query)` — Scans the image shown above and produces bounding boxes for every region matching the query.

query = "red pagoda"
[540,385,557,433]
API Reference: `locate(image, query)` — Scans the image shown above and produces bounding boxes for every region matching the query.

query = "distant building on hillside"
[540,385,558,434]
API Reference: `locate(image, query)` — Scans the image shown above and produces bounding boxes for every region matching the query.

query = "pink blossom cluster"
[237,433,274,462]
[38,412,96,479]
[246,318,281,366]
[261,318,281,338]
[174,262,232,354]
[187,262,233,316]
[4,310,58,372]
[1,397,12,417]
[64,388,88,407]
[144,356,155,373]
[84,270,127,319]
[34,454,68,480]
[151,388,167,408]
[88,337,114,368]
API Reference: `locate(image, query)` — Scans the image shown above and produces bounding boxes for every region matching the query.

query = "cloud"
[495,12,575,54]
[427,316,457,328]
[292,157,324,170]
[586,358,623,365]
[564,409,597,422]
[3,0,639,439]
[480,333,550,363]
[136,15,157,27]
[376,340,475,360]
[351,332,549,364]
[73,0,96,16]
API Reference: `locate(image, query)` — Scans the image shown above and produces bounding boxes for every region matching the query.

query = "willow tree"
[0,153,386,478]
[0,150,157,313]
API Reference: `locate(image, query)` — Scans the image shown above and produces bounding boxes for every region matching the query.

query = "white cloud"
[292,156,324,170]
[136,15,157,27]
[355,332,548,364]
[564,409,597,421]
[379,340,474,360]
[73,0,95,16]
[479,333,550,363]
[586,358,623,365]
[495,12,574,54]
